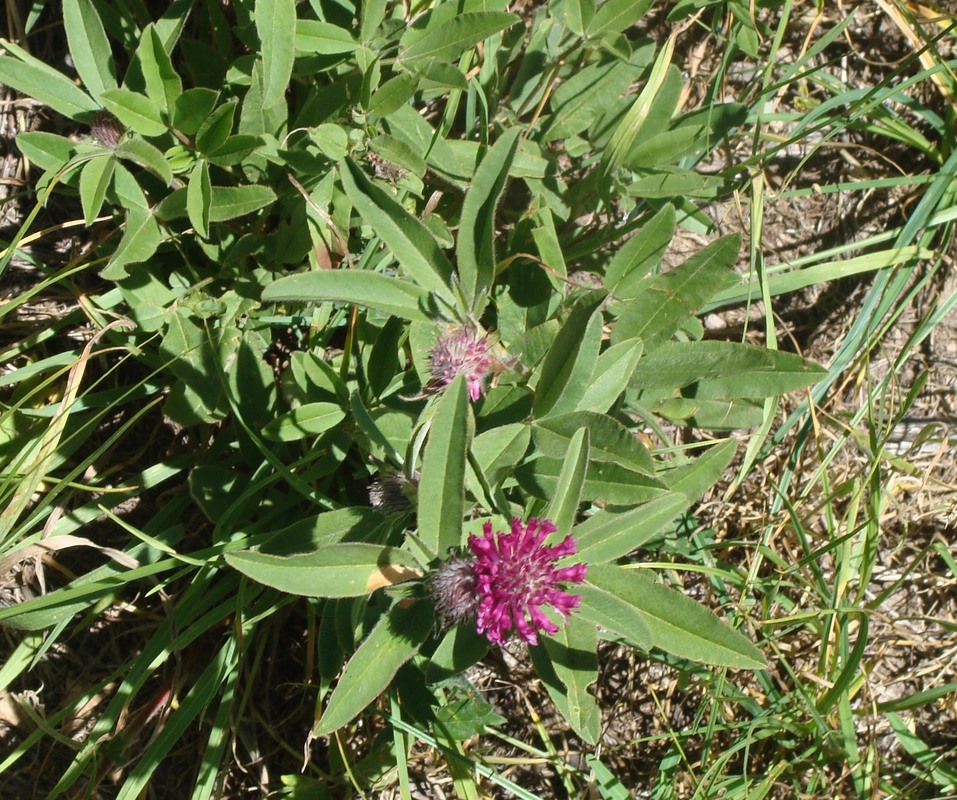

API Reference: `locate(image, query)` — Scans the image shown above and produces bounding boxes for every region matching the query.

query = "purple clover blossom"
[430,518,587,646]
[428,326,491,401]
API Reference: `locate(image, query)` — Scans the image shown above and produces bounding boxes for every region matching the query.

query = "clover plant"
[0,0,824,793]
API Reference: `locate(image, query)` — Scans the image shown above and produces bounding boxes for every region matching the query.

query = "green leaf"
[625,103,747,169]
[172,88,219,136]
[263,507,387,555]
[368,134,426,177]
[295,20,359,54]
[469,423,531,486]
[155,185,276,221]
[418,375,472,555]
[658,439,736,500]
[586,565,766,668]
[339,159,454,298]
[226,543,421,597]
[137,24,182,113]
[564,0,595,35]
[63,0,117,99]
[575,493,689,561]
[186,160,211,238]
[540,616,600,744]
[457,127,522,311]
[604,204,676,297]
[100,88,167,137]
[114,137,174,185]
[602,40,675,177]
[79,154,115,225]
[309,124,349,160]
[207,185,276,221]
[314,601,432,735]
[426,626,489,684]
[533,411,655,475]
[611,234,741,351]
[256,0,296,108]
[543,60,641,142]
[263,271,433,322]
[101,206,164,279]
[544,427,589,539]
[360,0,389,42]
[399,12,517,66]
[261,402,346,441]
[195,100,237,155]
[203,134,261,166]
[368,73,417,119]
[0,50,97,120]
[516,458,667,506]
[652,395,765,430]
[587,0,653,36]
[623,168,726,200]
[577,578,652,651]
[533,291,606,419]
[577,337,643,414]
[630,341,826,397]
[15,132,75,172]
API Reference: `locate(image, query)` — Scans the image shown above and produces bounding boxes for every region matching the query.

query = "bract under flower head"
[468,518,587,646]
[428,326,491,401]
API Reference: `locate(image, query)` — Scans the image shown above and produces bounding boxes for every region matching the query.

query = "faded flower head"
[368,471,416,513]
[429,555,479,627]
[428,326,491,401]
[430,518,587,646]
[90,111,125,148]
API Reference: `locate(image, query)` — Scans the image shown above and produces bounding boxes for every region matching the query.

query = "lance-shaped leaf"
[0,46,98,120]
[100,88,167,137]
[186,159,211,238]
[418,375,472,554]
[630,340,826,397]
[658,439,737,501]
[256,0,296,109]
[610,234,741,351]
[79,154,115,225]
[516,458,666,506]
[532,411,655,475]
[586,0,653,36]
[577,577,653,651]
[586,564,766,669]
[340,159,454,299]
[261,402,346,442]
[63,0,116,100]
[137,24,182,113]
[225,543,422,597]
[577,337,643,414]
[533,290,606,419]
[426,625,489,684]
[575,492,690,562]
[101,206,164,279]
[544,426,588,540]
[314,601,433,734]
[538,616,601,744]
[604,204,676,298]
[456,127,522,310]
[398,12,517,67]
[263,271,434,322]
[295,20,358,54]
[115,137,173,185]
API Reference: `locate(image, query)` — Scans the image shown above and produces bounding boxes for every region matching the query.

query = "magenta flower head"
[430,518,587,646]
[428,325,491,401]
